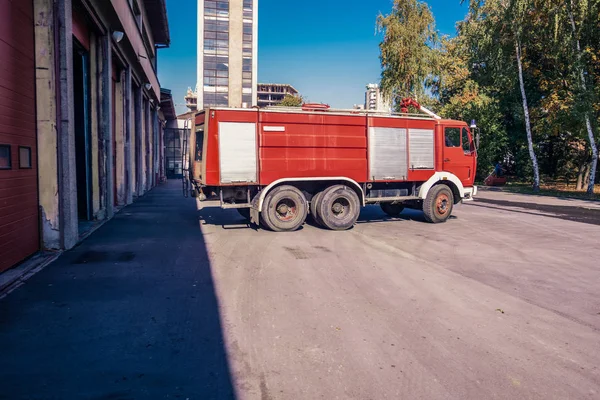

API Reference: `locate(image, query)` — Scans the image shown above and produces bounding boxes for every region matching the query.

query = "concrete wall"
[30,0,168,258]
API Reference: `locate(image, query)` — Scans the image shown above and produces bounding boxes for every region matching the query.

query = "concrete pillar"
[152,109,159,187]
[100,35,114,217]
[34,0,60,249]
[135,88,143,197]
[56,0,78,249]
[125,68,134,205]
[115,72,125,205]
[148,106,154,188]
[90,32,101,218]
[144,100,150,192]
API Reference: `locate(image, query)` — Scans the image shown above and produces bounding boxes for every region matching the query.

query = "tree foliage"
[279,94,304,107]
[378,0,600,192]
[377,0,439,101]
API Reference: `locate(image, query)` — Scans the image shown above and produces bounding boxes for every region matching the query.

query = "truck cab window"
[462,127,473,154]
[196,126,204,161]
[445,128,461,147]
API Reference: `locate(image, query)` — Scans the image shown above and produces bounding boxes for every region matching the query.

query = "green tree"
[377,0,439,103]
[279,94,304,107]
[462,0,542,191]
[566,0,598,193]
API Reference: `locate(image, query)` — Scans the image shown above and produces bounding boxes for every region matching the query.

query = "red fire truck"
[187,99,478,232]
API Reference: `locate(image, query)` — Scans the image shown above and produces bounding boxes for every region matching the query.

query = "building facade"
[365,84,391,112]
[257,83,299,108]
[0,0,172,273]
[196,0,258,109]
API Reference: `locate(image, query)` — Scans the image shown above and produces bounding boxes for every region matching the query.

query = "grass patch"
[495,182,600,201]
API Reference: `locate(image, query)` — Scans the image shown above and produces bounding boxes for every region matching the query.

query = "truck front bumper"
[463,186,478,201]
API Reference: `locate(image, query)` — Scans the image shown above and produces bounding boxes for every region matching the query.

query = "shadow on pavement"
[198,204,434,231]
[474,198,600,226]
[0,181,236,399]
[357,205,429,224]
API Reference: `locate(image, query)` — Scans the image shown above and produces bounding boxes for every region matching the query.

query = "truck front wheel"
[261,185,308,232]
[423,185,454,223]
[317,185,361,231]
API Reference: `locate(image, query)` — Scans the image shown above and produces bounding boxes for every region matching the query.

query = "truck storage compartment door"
[219,122,258,183]
[369,127,408,180]
[408,129,435,170]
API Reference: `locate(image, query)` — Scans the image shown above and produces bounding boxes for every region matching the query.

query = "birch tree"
[465,0,541,190]
[566,0,598,194]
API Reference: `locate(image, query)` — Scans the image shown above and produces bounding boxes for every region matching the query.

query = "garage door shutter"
[0,0,39,273]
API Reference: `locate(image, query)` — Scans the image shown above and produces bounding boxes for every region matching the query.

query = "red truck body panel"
[193,108,476,189]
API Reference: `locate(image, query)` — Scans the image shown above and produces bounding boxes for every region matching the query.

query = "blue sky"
[159,0,468,114]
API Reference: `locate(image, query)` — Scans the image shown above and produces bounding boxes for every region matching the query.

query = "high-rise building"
[196,0,258,109]
[257,83,299,108]
[365,84,391,112]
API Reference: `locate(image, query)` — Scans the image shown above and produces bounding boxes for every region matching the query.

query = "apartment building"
[196,0,259,108]
[365,84,391,112]
[257,83,299,108]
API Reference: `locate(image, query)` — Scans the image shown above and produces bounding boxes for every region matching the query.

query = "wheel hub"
[436,194,450,215]
[332,202,344,214]
[275,199,296,222]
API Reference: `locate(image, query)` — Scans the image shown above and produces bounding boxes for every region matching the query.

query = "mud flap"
[250,194,260,226]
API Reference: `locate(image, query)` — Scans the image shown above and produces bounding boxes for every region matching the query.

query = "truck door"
[442,126,476,186]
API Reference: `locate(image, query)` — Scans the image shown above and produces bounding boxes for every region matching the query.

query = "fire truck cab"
[188,102,477,232]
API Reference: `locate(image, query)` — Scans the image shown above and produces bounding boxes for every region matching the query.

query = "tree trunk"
[515,38,540,191]
[576,163,585,190]
[568,0,598,194]
[583,163,591,188]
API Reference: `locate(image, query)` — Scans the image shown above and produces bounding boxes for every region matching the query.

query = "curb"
[0,252,62,299]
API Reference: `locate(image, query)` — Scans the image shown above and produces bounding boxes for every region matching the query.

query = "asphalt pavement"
[1,181,599,399]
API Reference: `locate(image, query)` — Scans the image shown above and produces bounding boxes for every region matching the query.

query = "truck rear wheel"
[310,190,326,226]
[423,185,454,223]
[381,202,404,217]
[261,185,307,232]
[317,185,360,231]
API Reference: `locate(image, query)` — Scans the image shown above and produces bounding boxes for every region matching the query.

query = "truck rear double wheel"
[261,185,308,232]
[310,190,326,226]
[423,184,454,223]
[316,185,361,231]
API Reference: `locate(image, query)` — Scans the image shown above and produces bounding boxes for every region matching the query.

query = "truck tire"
[237,208,250,220]
[317,185,360,231]
[423,185,454,223]
[310,190,326,226]
[381,202,404,217]
[261,185,308,232]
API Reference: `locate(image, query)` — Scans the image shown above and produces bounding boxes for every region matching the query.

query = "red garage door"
[0,0,39,273]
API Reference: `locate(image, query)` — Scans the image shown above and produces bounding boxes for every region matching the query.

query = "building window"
[132,0,142,29]
[0,145,11,169]
[203,0,230,107]
[19,147,32,169]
